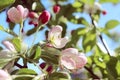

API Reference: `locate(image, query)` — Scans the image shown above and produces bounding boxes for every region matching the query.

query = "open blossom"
[48,25,69,48]
[38,10,51,24]
[0,70,12,80]
[60,48,87,70]
[7,5,29,23]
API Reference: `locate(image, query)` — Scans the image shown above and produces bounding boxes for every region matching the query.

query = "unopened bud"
[102,10,107,15]
[38,10,51,24]
[46,65,53,73]
[53,5,60,14]
[39,62,46,69]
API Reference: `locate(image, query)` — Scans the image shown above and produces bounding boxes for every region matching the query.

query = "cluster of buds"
[39,62,53,74]
[84,2,107,15]
[7,5,51,26]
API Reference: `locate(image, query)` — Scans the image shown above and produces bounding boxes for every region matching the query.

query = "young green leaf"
[16,68,37,75]
[0,0,15,11]
[34,46,41,59]
[0,25,4,31]
[12,37,21,52]
[105,20,119,30]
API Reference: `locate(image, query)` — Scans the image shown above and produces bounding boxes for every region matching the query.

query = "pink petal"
[23,8,29,19]
[0,70,10,80]
[75,54,87,69]
[48,25,62,40]
[2,41,16,52]
[61,56,76,69]
[53,37,69,48]
[17,5,25,18]
[62,48,78,55]
[7,7,21,23]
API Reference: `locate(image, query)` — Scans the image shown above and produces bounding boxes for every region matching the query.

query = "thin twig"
[84,66,100,79]
[89,14,111,56]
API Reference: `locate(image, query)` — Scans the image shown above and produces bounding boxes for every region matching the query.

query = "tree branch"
[89,14,111,56]
[84,66,100,79]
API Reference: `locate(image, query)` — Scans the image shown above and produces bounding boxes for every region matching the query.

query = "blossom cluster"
[0,5,87,80]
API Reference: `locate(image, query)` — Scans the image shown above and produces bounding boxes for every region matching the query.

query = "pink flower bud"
[102,10,107,15]
[39,62,46,69]
[38,10,51,24]
[28,12,38,18]
[7,5,29,23]
[0,70,12,80]
[46,65,53,73]
[53,5,60,14]
[60,48,87,70]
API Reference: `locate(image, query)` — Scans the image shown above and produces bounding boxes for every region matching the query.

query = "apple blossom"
[7,5,29,23]
[60,48,87,70]
[38,10,51,24]
[48,25,69,48]
[0,70,12,80]
[53,5,60,14]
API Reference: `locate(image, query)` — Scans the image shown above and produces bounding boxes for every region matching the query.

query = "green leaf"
[72,1,82,8]
[41,47,60,65]
[0,0,15,11]
[48,72,70,80]
[105,20,119,30]
[66,27,86,47]
[82,28,96,52]
[0,58,12,69]
[116,60,120,76]
[16,68,37,75]
[99,0,119,3]
[34,46,41,59]
[106,57,118,79]
[0,25,4,31]
[12,37,21,52]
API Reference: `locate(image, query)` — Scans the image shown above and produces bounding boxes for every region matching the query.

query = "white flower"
[60,48,87,70]
[48,25,69,48]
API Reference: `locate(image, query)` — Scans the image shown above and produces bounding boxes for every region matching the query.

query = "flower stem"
[19,21,23,39]
[28,26,42,55]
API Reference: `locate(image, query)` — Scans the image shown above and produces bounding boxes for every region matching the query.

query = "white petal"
[53,37,69,48]
[48,25,62,40]
[2,41,16,52]
[61,56,76,69]
[62,48,78,55]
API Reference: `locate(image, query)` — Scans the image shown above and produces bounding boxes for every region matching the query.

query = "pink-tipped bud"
[28,12,38,18]
[39,62,46,69]
[102,10,107,15]
[46,65,53,73]
[38,10,51,24]
[53,5,60,14]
